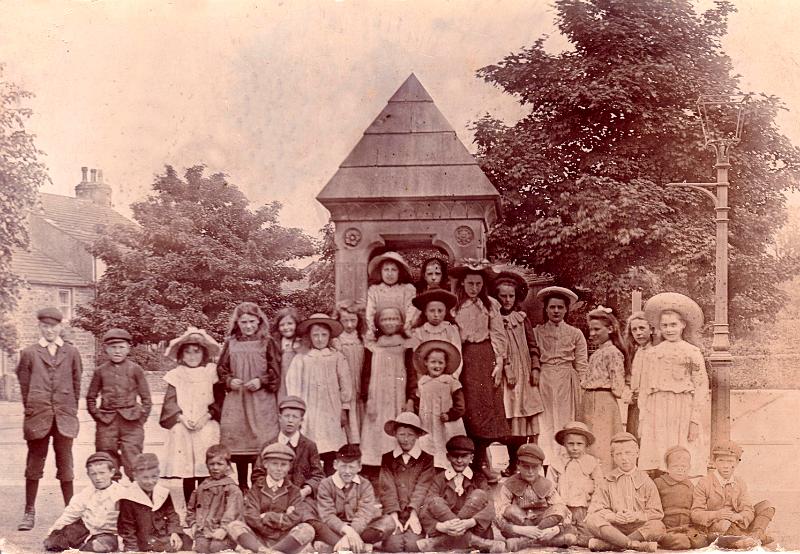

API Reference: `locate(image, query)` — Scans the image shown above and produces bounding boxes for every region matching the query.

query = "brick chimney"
[75,166,113,206]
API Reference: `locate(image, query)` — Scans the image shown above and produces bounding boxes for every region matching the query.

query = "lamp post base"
[708,353,733,449]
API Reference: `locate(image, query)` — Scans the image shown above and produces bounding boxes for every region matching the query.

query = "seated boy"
[377,412,435,552]
[654,446,708,550]
[313,444,395,553]
[187,444,246,553]
[251,396,325,500]
[495,443,576,550]
[546,421,604,547]
[117,453,192,552]
[44,452,123,552]
[691,440,775,549]
[585,432,665,552]
[236,443,315,554]
[418,435,504,553]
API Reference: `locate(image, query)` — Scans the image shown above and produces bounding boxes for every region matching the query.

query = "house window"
[58,289,73,322]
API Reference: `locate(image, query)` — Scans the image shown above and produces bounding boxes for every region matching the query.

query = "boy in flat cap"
[377,412,435,552]
[418,435,504,553]
[691,440,775,549]
[585,432,665,552]
[313,444,395,553]
[15,306,83,530]
[236,443,315,554]
[496,443,576,549]
[653,446,708,550]
[87,328,152,480]
[250,396,325,500]
[117,452,191,552]
[44,452,125,552]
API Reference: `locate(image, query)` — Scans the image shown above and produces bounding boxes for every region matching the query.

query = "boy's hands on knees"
[244,378,261,391]
[341,525,364,553]
[716,508,738,522]
[390,512,403,533]
[210,528,226,540]
[230,378,244,391]
[436,519,462,536]
[169,533,182,551]
[405,510,422,534]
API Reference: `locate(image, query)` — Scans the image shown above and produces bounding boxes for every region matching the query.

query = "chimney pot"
[90,169,97,183]
[81,166,88,182]
[97,169,104,183]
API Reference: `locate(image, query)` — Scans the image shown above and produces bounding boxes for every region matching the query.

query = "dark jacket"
[378,449,435,521]
[251,432,325,495]
[117,485,182,551]
[420,468,494,535]
[87,360,152,425]
[244,479,306,541]
[187,475,244,535]
[16,342,82,440]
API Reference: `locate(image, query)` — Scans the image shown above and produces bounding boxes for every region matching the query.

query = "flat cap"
[261,443,295,462]
[610,432,639,445]
[85,451,117,469]
[102,328,133,344]
[517,443,545,463]
[712,440,743,460]
[37,307,63,323]
[336,444,362,463]
[445,435,475,454]
[663,445,691,466]
[133,453,160,472]
[279,396,307,413]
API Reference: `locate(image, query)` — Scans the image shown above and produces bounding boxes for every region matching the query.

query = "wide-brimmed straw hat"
[493,270,529,301]
[450,258,498,281]
[643,292,703,344]
[413,339,461,375]
[296,313,344,338]
[368,251,412,282]
[536,286,579,306]
[384,411,428,437]
[555,421,596,446]
[165,327,221,360]
[411,288,458,311]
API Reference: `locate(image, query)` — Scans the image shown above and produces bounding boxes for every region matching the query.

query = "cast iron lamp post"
[667,94,747,446]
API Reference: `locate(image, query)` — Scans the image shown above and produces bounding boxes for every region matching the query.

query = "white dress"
[161,364,220,478]
[418,374,466,468]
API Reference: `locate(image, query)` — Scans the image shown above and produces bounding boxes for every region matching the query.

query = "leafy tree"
[474,0,800,331]
[0,64,49,354]
[74,165,316,344]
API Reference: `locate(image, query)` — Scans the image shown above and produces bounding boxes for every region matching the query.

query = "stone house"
[0,167,133,400]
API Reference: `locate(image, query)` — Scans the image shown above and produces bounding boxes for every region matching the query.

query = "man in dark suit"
[15,307,83,530]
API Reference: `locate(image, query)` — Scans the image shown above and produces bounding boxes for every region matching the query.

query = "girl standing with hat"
[365,251,417,339]
[286,313,353,475]
[217,302,281,491]
[533,286,588,468]
[160,327,222,503]
[580,306,628,473]
[451,259,510,474]
[492,271,544,472]
[637,293,710,476]
[409,288,462,377]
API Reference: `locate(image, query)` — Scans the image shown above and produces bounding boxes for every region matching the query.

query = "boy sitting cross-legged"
[44,452,124,552]
[418,435,505,553]
[584,432,665,552]
[496,443,577,550]
[654,446,708,550]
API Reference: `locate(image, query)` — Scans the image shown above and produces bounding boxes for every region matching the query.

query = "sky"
[1,0,799,236]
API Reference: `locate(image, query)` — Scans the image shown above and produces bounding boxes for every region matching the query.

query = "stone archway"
[317,74,501,304]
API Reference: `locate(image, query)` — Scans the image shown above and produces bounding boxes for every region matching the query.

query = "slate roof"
[10,246,92,287]
[37,193,133,246]
[317,74,499,203]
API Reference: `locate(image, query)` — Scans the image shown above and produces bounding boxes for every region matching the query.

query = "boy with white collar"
[418,435,504,553]
[377,412,435,552]
[117,453,191,552]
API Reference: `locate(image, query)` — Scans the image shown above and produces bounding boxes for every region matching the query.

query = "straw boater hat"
[384,411,428,436]
[536,286,579,306]
[165,327,221,360]
[296,313,344,338]
[368,251,412,282]
[555,421,596,447]
[643,292,704,345]
[411,288,458,311]
[493,270,529,301]
[413,339,462,375]
[449,258,498,282]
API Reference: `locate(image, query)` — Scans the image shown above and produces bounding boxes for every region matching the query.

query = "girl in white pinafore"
[331,300,366,443]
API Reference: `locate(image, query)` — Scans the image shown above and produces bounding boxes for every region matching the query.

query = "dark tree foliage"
[0,65,49,353]
[474,0,800,330]
[74,165,316,343]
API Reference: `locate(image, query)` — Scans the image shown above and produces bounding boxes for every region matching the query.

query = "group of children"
[17,251,777,552]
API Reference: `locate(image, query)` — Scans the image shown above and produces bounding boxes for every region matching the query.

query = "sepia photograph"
[0,1,798,552]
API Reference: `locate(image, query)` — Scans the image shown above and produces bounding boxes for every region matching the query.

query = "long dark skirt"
[460,340,510,439]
